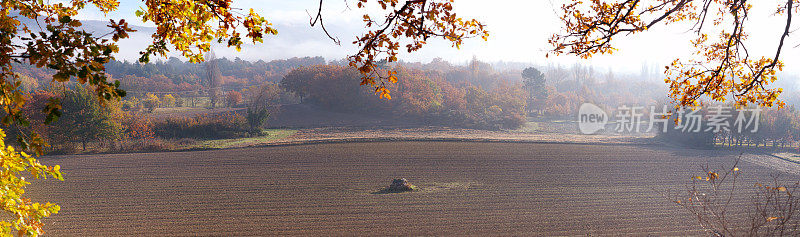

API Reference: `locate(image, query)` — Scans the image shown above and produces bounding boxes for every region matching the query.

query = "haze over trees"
[281,64,527,129]
[3,0,800,235]
[550,0,791,109]
[552,1,800,234]
[0,0,491,234]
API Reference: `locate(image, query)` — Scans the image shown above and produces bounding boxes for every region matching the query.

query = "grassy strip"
[151,107,210,114]
[514,121,539,133]
[196,129,298,149]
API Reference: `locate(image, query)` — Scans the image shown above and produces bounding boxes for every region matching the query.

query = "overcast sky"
[75,0,800,75]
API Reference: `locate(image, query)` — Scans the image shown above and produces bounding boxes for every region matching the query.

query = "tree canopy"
[550,0,791,108]
[522,67,547,114]
[341,0,489,99]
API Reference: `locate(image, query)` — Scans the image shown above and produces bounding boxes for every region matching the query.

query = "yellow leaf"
[707,172,718,181]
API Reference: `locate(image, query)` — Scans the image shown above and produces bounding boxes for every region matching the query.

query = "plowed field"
[27,142,798,235]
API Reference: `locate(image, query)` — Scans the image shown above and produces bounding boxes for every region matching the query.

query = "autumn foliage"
[151,112,251,140]
[551,0,791,109]
[0,0,493,234]
[281,64,527,130]
[0,0,293,231]
[343,0,489,99]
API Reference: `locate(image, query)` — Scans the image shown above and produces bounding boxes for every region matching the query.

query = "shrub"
[656,107,716,148]
[246,107,270,132]
[122,115,155,140]
[151,112,250,140]
[121,96,144,112]
[671,157,800,235]
[226,91,242,107]
[244,81,298,106]
[142,93,161,112]
[162,94,176,108]
[117,138,177,153]
[502,112,527,130]
[174,94,184,107]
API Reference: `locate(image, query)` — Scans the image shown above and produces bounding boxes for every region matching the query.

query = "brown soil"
[26,142,798,235]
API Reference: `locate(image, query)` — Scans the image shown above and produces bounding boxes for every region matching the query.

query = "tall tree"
[204,50,223,108]
[522,67,547,115]
[54,85,123,151]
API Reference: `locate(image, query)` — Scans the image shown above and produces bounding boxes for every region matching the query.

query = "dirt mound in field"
[375,178,418,193]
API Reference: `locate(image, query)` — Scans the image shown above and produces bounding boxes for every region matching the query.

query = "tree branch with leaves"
[313,0,489,99]
[550,0,793,109]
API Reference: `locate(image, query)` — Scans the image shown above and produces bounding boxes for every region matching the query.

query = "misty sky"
[75,1,800,75]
